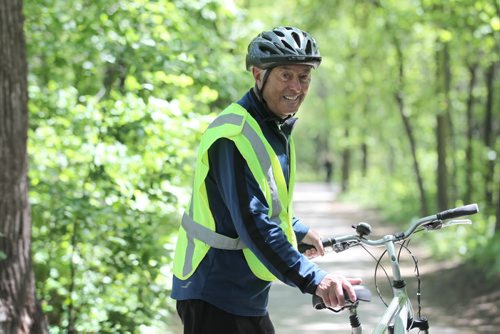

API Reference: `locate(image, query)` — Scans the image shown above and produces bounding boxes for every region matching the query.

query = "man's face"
[253,64,312,119]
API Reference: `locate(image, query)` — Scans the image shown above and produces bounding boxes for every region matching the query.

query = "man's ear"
[252,67,264,89]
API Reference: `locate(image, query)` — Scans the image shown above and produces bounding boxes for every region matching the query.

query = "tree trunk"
[496,182,500,234]
[361,143,368,178]
[0,0,48,332]
[436,113,449,210]
[464,63,478,204]
[392,35,428,216]
[435,41,451,211]
[483,62,498,231]
[361,103,369,177]
[483,63,497,210]
[444,43,458,205]
[370,0,428,215]
[341,127,351,192]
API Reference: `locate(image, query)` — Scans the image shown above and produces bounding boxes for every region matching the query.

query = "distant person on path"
[171,26,361,334]
[323,154,333,183]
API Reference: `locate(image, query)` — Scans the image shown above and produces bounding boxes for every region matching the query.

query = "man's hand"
[301,229,324,258]
[315,274,362,309]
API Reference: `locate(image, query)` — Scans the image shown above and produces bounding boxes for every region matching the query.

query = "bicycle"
[299,203,479,333]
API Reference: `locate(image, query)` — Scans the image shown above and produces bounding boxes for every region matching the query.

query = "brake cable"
[360,231,423,315]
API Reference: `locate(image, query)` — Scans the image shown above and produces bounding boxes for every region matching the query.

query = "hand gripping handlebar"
[298,236,336,253]
[312,285,372,310]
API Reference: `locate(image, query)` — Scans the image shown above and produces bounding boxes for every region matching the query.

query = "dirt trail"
[268,182,499,333]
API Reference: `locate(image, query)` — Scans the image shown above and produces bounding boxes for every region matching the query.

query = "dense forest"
[0,0,498,332]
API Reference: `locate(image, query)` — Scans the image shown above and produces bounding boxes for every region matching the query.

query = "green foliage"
[29,90,200,331]
[23,0,498,330]
[470,231,500,277]
[25,0,250,332]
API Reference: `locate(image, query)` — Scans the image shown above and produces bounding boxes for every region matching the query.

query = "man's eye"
[280,72,292,81]
[299,75,311,83]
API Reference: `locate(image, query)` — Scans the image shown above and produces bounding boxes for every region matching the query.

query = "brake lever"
[441,219,472,228]
[422,219,443,230]
[422,219,472,231]
[333,240,360,253]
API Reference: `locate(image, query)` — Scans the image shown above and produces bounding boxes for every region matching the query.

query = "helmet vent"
[305,40,312,54]
[259,45,275,55]
[274,30,285,37]
[262,34,273,42]
[282,40,295,52]
[291,32,301,48]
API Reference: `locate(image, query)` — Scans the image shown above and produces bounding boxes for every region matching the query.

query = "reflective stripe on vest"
[173,103,296,281]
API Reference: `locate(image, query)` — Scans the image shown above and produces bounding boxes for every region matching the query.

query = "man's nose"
[288,76,302,91]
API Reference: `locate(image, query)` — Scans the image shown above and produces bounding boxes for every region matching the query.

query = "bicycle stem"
[385,237,403,282]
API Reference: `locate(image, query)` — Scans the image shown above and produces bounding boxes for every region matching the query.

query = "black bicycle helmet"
[246,26,322,71]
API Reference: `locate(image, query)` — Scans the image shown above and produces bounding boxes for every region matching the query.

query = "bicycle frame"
[315,233,421,334]
[372,237,418,334]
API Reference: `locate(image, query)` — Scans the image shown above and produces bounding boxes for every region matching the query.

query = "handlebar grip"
[298,237,336,254]
[312,285,372,310]
[436,203,479,220]
[312,294,326,309]
[298,243,315,253]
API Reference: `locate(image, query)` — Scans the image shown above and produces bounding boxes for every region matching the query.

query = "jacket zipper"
[277,122,290,189]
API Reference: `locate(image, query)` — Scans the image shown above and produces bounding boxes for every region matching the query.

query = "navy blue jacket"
[171,89,327,316]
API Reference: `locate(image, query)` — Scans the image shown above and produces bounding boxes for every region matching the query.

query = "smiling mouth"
[283,95,299,101]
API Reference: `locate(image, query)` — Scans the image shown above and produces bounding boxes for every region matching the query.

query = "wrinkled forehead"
[273,64,313,74]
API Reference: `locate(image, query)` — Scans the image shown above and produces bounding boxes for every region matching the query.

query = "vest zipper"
[277,122,290,188]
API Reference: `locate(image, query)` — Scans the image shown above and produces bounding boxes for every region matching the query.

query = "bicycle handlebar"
[436,203,479,220]
[298,203,479,254]
[298,237,336,253]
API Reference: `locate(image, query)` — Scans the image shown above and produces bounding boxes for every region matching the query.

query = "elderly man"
[171,26,360,334]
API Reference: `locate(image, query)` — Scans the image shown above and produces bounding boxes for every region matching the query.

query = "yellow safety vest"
[173,103,297,281]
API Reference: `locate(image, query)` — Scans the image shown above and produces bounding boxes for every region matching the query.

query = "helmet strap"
[254,67,273,110]
[252,67,294,121]
[253,68,270,99]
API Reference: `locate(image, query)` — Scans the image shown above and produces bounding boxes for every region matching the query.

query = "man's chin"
[283,109,299,117]
[277,113,297,119]
[271,106,299,119]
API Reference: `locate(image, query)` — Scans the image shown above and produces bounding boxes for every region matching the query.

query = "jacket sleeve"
[207,138,327,295]
[292,217,309,243]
